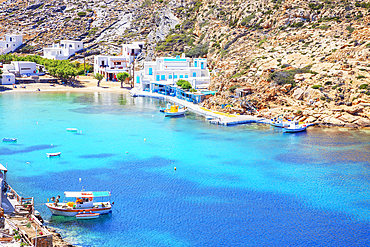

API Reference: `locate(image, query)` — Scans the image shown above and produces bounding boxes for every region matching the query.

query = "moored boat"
[2,138,17,142]
[66,128,78,132]
[76,212,100,220]
[46,152,61,157]
[164,104,187,117]
[46,191,113,217]
[283,121,307,133]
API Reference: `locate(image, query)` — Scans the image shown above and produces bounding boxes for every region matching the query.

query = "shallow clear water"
[1,92,370,246]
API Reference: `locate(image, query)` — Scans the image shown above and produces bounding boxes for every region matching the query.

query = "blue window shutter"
[185,75,188,78]
[169,75,172,79]
[161,75,166,80]
[156,75,160,81]
[136,76,140,83]
[149,68,153,75]
[180,75,184,79]
[193,72,196,77]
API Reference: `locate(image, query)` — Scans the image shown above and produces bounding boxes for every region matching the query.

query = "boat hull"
[47,152,61,157]
[283,127,307,133]
[164,110,187,117]
[76,213,100,219]
[2,138,17,142]
[46,203,112,217]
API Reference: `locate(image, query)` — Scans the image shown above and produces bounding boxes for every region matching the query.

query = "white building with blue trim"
[135,54,210,92]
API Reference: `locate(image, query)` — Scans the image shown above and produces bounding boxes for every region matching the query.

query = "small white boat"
[283,122,307,133]
[164,105,187,117]
[66,128,78,132]
[46,191,113,217]
[46,152,61,157]
[76,212,100,220]
[2,138,17,142]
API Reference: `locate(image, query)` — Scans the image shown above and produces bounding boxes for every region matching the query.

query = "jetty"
[130,89,264,126]
[0,164,68,247]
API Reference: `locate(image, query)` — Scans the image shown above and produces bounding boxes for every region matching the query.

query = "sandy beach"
[0,75,133,94]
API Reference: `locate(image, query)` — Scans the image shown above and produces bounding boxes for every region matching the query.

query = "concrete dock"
[130,89,265,126]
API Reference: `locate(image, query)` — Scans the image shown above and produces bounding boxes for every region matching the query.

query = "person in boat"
[54,198,59,206]
[76,197,83,204]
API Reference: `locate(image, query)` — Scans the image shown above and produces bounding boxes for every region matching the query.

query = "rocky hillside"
[158,0,370,128]
[1,0,370,127]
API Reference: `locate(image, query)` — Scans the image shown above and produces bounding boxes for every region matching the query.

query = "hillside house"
[43,40,83,60]
[0,34,22,55]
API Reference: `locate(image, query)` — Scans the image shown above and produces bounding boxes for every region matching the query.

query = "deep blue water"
[1,92,370,246]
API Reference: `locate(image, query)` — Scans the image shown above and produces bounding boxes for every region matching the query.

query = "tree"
[94,73,104,87]
[117,72,130,88]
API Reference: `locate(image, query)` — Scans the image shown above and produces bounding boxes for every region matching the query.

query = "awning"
[0,163,7,172]
[64,191,110,198]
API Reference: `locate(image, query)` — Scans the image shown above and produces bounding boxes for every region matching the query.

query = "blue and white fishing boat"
[270,118,289,128]
[2,138,17,142]
[283,121,307,133]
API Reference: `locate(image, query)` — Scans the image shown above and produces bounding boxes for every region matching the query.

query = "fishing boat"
[46,152,61,157]
[164,104,187,117]
[283,121,307,133]
[270,118,289,128]
[2,138,17,142]
[76,212,100,220]
[46,191,113,217]
[159,103,172,112]
[66,128,78,132]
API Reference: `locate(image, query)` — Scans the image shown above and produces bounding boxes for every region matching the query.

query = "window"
[149,67,153,75]
[174,75,178,79]
[161,75,166,80]
[69,45,72,48]
[136,76,140,83]
[156,75,160,81]
[21,68,31,70]
[78,45,80,48]
[194,61,198,67]
[10,38,12,41]
[193,72,197,77]
[169,75,172,79]
[185,75,188,78]
[179,75,184,79]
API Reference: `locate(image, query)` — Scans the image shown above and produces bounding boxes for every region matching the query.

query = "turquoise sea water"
[1,92,370,246]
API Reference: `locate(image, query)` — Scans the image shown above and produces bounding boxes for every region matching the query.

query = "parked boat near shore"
[2,137,17,142]
[66,128,78,132]
[164,104,187,117]
[46,191,113,217]
[283,121,307,133]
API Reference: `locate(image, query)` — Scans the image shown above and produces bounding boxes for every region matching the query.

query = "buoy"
[80,130,82,134]
[126,151,129,154]
[174,167,177,171]
[144,138,146,141]
[79,178,81,182]
[51,144,53,146]
[26,162,30,164]
[36,122,38,124]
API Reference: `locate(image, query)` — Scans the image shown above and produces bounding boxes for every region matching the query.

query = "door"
[156,75,160,81]
[136,76,140,83]
[195,61,198,67]
[201,62,204,69]
[149,67,152,75]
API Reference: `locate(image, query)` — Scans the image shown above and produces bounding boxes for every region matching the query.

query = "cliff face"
[1,0,370,127]
[156,0,370,127]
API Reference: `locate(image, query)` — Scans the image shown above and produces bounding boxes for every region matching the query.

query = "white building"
[3,61,37,76]
[135,54,210,92]
[94,55,130,81]
[1,72,15,85]
[122,41,145,63]
[0,34,23,55]
[43,40,83,60]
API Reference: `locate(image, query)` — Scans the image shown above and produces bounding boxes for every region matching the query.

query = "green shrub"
[324,81,332,85]
[181,80,192,89]
[320,96,326,101]
[229,85,241,93]
[346,25,355,33]
[185,43,208,57]
[190,88,197,92]
[312,85,322,89]
[359,83,369,89]
[77,12,86,17]
[357,75,366,79]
